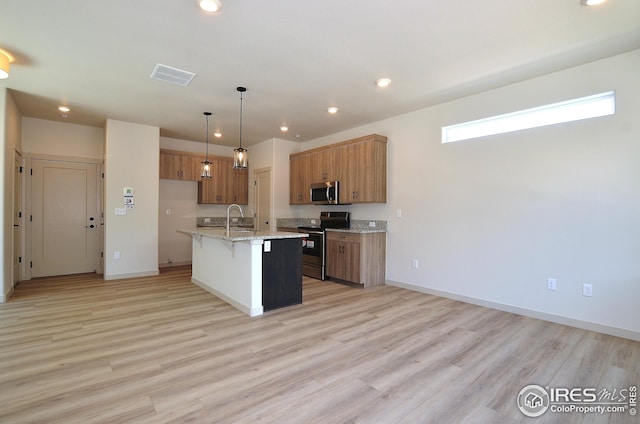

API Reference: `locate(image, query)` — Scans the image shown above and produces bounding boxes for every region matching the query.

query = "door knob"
[85,224,95,228]
[264,221,269,224]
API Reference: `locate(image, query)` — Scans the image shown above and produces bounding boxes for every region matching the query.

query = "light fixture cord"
[239,91,244,149]
[205,113,210,160]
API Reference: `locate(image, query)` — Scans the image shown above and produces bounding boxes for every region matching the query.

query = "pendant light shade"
[201,112,213,179]
[234,87,248,169]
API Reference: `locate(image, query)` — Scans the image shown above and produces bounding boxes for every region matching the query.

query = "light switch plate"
[115,208,126,215]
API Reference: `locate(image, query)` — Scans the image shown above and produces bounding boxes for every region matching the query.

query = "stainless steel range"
[295,211,350,280]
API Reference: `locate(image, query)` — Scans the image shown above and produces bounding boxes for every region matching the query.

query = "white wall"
[158,137,240,266]
[286,49,640,340]
[104,119,159,279]
[0,88,22,301]
[22,117,103,159]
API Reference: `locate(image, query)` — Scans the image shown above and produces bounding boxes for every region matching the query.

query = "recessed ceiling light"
[199,0,222,13]
[580,0,607,5]
[58,105,70,112]
[327,106,339,114]
[214,132,222,138]
[280,126,288,132]
[376,78,391,88]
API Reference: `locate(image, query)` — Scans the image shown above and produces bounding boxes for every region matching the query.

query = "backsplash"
[197,217,254,227]
[276,218,319,229]
[276,218,386,230]
[350,219,387,230]
[199,216,387,230]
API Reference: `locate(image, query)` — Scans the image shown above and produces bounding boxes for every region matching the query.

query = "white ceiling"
[2,0,639,147]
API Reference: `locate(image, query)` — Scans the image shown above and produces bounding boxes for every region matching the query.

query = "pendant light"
[234,87,248,169]
[201,112,213,179]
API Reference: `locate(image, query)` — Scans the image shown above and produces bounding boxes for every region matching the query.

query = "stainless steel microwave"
[310,181,340,205]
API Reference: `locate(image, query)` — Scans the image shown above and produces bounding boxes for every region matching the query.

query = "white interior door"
[31,159,100,277]
[254,168,271,231]
[13,152,23,286]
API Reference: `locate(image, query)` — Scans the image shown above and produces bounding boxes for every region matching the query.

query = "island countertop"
[179,227,306,317]
[178,227,308,242]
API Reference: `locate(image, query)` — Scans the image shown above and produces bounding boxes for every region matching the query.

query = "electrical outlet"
[369,221,376,227]
[396,209,402,218]
[412,259,419,269]
[114,251,121,260]
[583,284,593,297]
[547,278,557,291]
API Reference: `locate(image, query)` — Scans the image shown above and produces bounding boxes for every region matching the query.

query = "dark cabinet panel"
[262,238,303,311]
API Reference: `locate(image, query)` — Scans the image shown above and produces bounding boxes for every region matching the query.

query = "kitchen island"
[179,228,307,317]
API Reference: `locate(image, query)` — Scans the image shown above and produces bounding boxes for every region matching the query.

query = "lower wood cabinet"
[326,231,386,288]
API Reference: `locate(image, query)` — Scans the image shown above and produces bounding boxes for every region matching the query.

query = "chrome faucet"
[226,204,244,233]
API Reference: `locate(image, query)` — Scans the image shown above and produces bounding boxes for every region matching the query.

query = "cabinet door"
[325,238,344,279]
[232,168,249,204]
[216,159,233,203]
[340,139,386,203]
[309,149,336,183]
[326,233,361,283]
[160,153,183,179]
[197,179,215,204]
[198,159,232,204]
[343,241,361,283]
[160,152,204,181]
[184,155,206,181]
[290,154,310,204]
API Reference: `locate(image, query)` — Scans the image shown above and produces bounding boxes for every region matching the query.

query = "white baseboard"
[386,279,640,342]
[103,269,159,281]
[191,277,263,317]
[159,260,191,269]
[1,284,15,303]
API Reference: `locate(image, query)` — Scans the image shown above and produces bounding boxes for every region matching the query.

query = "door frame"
[253,167,272,231]
[13,150,24,289]
[24,153,103,280]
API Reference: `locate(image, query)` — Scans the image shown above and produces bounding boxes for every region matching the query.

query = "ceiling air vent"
[150,64,195,86]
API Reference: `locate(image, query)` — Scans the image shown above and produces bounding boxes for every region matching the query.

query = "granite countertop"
[179,227,308,242]
[325,228,387,234]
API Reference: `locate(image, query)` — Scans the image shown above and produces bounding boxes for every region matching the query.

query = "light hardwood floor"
[1,267,638,423]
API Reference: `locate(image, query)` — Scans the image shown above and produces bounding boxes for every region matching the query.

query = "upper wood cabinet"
[339,138,386,203]
[232,168,249,205]
[289,153,310,204]
[160,150,203,181]
[197,158,249,205]
[160,149,248,205]
[289,134,387,204]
